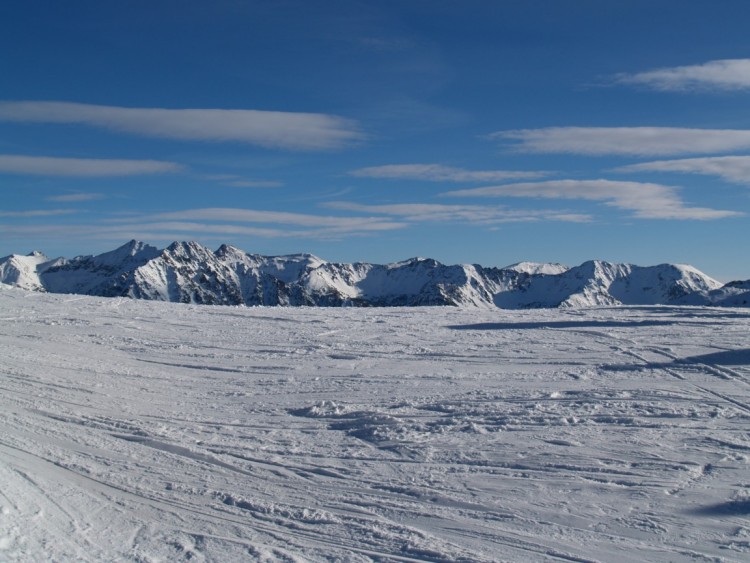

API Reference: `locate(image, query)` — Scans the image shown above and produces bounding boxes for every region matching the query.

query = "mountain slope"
[41,240,161,295]
[0,241,742,309]
[705,279,750,307]
[0,251,64,291]
[502,261,569,276]
[494,260,722,309]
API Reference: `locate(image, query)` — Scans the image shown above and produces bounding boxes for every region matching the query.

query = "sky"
[1,1,749,281]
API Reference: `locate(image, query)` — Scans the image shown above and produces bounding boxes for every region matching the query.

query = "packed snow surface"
[2,286,750,561]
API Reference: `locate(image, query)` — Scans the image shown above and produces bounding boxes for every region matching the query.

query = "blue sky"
[1,1,750,281]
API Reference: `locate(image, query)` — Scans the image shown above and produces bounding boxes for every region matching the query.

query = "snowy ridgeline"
[1,288,750,561]
[1,239,748,308]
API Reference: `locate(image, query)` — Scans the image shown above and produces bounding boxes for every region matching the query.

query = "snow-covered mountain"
[494,260,725,309]
[502,261,569,276]
[0,251,65,291]
[0,240,746,308]
[40,239,161,296]
[704,279,750,307]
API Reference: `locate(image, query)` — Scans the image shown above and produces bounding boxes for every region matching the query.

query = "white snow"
[1,288,750,561]
[502,261,570,276]
[4,240,741,308]
[0,252,58,291]
[495,260,725,309]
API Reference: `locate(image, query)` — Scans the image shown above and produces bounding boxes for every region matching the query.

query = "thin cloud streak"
[0,101,364,151]
[0,223,263,245]
[325,201,591,224]
[492,127,750,156]
[129,208,405,233]
[616,156,750,185]
[203,174,284,188]
[0,154,183,176]
[350,163,544,182]
[443,179,741,220]
[224,180,284,188]
[0,209,79,218]
[46,193,105,202]
[615,59,750,91]
[112,221,299,239]
[0,218,403,243]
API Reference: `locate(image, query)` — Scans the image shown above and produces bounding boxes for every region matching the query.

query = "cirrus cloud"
[349,163,544,182]
[0,222,296,242]
[0,101,364,151]
[325,201,591,224]
[492,127,750,157]
[46,193,105,202]
[615,58,750,91]
[0,209,79,218]
[615,156,750,186]
[0,207,407,244]
[138,207,404,233]
[443,179,741,220]
[0,154,183,176]
[223,180,284,188]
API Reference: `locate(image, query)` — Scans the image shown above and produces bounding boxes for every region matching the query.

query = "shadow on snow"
[689,499,750,516]
[679,349,750,366]
[446,320,680,331]
[601,348,750,372]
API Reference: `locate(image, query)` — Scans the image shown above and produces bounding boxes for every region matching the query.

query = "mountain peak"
[503,262,569,276]
[390,257,441,269]
[93,240,160,268]
[0,241,746,309]
[164,241,214,259]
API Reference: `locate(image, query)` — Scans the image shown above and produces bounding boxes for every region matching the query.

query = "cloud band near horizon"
[0,101,363,150]
[444,179,741,220]
[325,201,590,224]
[141,207,403,232]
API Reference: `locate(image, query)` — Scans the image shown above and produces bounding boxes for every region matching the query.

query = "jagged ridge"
[0,240,746,308]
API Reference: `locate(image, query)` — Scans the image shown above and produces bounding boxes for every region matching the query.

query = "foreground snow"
[1,288,750,561]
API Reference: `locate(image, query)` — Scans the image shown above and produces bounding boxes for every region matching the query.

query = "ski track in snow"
[1,288,750,561]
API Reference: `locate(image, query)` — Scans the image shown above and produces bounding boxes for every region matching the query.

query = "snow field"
[1,287,750,561]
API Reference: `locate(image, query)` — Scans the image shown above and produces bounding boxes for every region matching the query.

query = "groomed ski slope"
[1,286,750,562]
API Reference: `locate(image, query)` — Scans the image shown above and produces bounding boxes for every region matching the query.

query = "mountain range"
[1,240,748,308]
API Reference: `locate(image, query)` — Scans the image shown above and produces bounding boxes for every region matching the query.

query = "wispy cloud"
[106,221,299,239]
[444,179,741,220]
[46,193,105,202]
[0,101,364,151]
[0,222,295,241]
[204,174,283,188]
[615,59,750,91]
[492,127,750,156]
[0,209,79,218]
[350,163,544,182]
[223,180,284,188]
[0,154,182,176]
[0,208,406,243]
[136,207,405,234]
[615,156,750,185]
[325,201,591,224]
